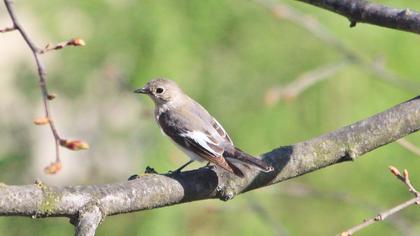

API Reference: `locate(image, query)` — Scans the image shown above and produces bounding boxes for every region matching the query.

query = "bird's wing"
[180,130,224,157]
[158,109,225,158]
[180,131,243,176]
[189,99,233,145]
[211,117,233,145]
[158,108,242,175]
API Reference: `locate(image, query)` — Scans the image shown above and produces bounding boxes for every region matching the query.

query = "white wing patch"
[181,130,220,156]
[212,118,233,144]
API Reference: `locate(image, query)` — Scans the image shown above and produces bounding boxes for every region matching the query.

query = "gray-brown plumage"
[134,78,273,177]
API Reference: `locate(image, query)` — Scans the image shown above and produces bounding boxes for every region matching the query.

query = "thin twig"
[246,194,289,236]
[396,138,420,156]
[39,38,85,54]
[265,60,348,105]
[2,0,87,173]
[4,0,61,161]
[275,183,415,235]
[256,0,356,57]
[0,25,16,32]
[340,167,420,236]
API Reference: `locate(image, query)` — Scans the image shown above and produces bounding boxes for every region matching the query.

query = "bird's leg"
[200,161,215,170]
[171,160,194,174]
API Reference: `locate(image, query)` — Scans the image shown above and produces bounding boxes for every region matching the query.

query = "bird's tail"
[225,148,274,173]
[225,161,245,178]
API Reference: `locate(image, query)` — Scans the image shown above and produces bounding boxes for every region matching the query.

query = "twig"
[247,194,289,236]
[368,59,420,94]
[2,0,87,174]
[39,38,85,54]
[340,167,420,236]
[275,183,415,235]
[256,0,355,57]
[264,60,348,105]
[0,26,16,32]
[389,167,420,197]
[396,138,420,156]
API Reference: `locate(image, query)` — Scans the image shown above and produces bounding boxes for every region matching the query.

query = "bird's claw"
[202,163,215,170]
[145,166,158,174]
[168,169,182,175]
[127,166,159,181]
[127,174,140,181]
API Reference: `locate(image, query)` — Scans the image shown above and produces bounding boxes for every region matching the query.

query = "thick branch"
[296,0,420,35]
[0,96,418,224]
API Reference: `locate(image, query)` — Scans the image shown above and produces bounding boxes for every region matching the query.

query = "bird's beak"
[134,87,149,94]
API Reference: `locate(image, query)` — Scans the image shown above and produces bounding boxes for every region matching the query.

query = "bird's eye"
[156,87,164,94]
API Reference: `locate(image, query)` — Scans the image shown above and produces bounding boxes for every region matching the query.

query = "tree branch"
[296,0,420,35]
[73,204,103,236]
[1,2,418,235]
[0,96,418,235]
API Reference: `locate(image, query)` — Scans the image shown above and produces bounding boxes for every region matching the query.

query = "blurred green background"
[0,0,419,235]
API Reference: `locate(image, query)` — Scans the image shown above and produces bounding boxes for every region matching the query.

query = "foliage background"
[0,0,419,235]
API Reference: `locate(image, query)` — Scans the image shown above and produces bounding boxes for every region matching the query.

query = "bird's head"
[134,78,183,105]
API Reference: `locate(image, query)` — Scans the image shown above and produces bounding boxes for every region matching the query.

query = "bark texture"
[297,0,420,34]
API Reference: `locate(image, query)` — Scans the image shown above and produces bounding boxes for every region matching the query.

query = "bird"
[134,78,273,177]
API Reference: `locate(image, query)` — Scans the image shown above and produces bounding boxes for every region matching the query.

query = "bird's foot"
[127,166,159,181]
[168,166,185,175]
[201,162,215,170]
[127,174,140,181]
[168,160,194,175]
[145,166,158,174]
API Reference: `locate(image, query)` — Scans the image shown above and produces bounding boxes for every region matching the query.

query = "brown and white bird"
[134,79,273,177]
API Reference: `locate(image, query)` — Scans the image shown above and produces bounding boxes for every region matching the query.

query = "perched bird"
[134,79,273,177]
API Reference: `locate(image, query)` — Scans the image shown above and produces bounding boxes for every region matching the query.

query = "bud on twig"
[389,166,401,177]
[44,162,62,174]
[33,117,50,125]
[41,38,86,54]
[67,38,86,47]
[403,169,409,179]
[47,93,57,100]
[0,26,16,33]
[60,139,89,151]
